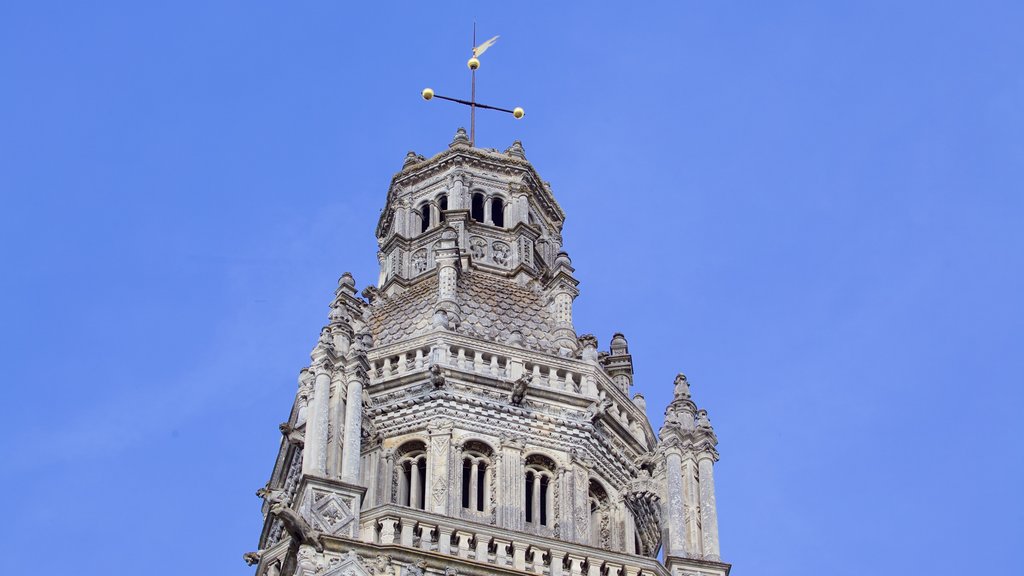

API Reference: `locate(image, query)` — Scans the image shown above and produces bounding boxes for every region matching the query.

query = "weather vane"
[421,24,524,147]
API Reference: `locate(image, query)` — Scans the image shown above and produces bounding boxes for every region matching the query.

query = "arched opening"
[491,197,504,227]
[524,454,556,530]
[395,440,428,510]
[471,192,485,223]
[588,479,610,548]
[460,440,493,516]
[420,203,431,233]
[438,194,448,222]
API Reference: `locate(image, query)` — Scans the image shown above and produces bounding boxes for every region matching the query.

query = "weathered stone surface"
[248,139,729,576]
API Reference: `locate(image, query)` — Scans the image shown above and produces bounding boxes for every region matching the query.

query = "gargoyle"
[429,364,446,388]
[509,374,531,405]
[243,550,263,566]
[271,504,324,552]
[585,398,613,421]
[279,422,305,447]
[256,485,292,507]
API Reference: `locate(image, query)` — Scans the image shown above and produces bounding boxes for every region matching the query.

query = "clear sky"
[1,2,1021,575]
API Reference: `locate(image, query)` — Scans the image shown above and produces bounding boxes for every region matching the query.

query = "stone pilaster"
[662,444,686,557]
[326,370,347,479]
[568,454,591,545]
[302,361,331,477]
[698,451,721,561]
[340,358,367,484]
[497,437,525,531]
[426,419,454,515]
[683,452,703,557]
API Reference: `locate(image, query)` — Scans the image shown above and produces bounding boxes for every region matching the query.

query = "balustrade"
[367,339,650,445]
[360,507,663,576]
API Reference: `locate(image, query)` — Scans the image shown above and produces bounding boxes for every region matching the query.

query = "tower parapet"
[247,140,730,576]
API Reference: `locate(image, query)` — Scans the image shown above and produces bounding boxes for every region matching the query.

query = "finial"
[674,373,692,400]
[610,332,629,354]
[450,127,470,148]
[505,140,526,159]
[336,272,357,298]
[402,151,420,168]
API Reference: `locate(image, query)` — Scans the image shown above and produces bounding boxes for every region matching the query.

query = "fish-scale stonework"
[248,130,730,576]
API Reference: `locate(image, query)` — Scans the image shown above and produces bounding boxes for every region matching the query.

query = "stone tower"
[247,130,730,576]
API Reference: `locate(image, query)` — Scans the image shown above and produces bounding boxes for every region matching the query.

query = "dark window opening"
[416,458,427,509]
[471,193,485,223]
[525,472,534,523]
[491,198,504,227]
[438,194,448,222]
[420,204,431,233]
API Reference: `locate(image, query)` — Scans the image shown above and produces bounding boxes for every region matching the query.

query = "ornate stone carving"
[509,373,531,405]
[469,236,487,260]
[492,241,510,266]
[429,364,446,388]
[412,249,428,274]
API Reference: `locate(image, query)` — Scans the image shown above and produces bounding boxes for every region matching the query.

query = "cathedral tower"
[247,131,730,576]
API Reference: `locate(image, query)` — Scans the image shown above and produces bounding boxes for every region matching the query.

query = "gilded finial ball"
[467,57,480,70]
[513,107,525,119]
[421,88,434,101]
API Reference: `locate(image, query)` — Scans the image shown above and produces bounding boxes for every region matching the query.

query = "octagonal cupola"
[374,129,568,296]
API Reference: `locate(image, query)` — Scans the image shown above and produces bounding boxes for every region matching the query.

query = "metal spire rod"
[421,26,524,147]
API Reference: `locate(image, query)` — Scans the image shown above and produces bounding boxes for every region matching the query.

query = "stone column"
[427,420,454,515]
[434,227,460,328]
[663,446,686,557]
[340,365,366,484]
[302,362,332,476]
[449,171,469,210]
[697,452,721,561]
[497,438,525,531]
[469,461,480,511]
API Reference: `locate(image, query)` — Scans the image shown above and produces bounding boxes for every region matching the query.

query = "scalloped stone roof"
[369,271,557,353]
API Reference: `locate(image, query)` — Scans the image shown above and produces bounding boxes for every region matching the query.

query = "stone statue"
[256,485,292,508]
[429,364,446,388]
[509,374,531,405]
[271,503,324,552]
[372,554,395,576]
[402,560,428,576]
[361,285,379,303]
[674,373,691,399]
[697,409,712,429]
[242,550,263,565]
[279,422,305,447]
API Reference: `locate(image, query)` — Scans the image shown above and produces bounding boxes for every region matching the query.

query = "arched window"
[395,441,428,510]
[588,479,610,548]
[471,192,485,223]
[438,194,448,223]
[491,197,505,227]
[524,454,556,530]
[420,203,431,234]
[460,440,493,516]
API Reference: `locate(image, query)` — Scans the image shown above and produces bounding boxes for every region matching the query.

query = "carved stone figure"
[372,554,395,576]
[429,364,446,388]
[271,503,324,552]
[242,550,263,565]
[509,373,531,405]
[279,422,305,447]
[674,373,691,399]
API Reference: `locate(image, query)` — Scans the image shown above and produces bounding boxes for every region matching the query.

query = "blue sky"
[1,2,1021,574]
